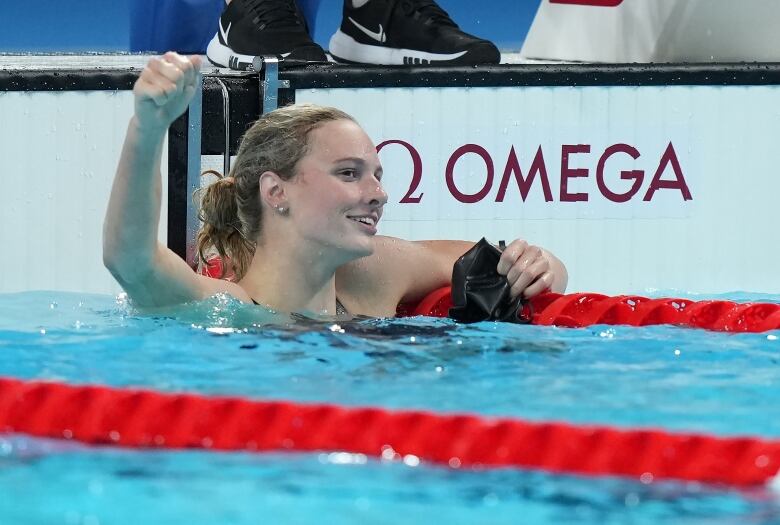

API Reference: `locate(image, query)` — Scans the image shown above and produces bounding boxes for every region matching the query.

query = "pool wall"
[296,84,775,296]
[0,62,169,295]
[3,60,780,296]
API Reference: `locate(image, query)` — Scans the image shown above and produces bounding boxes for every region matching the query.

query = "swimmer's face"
[287,119,387,259]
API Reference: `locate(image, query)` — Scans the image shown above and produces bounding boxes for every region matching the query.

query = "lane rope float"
[401,286,780,333]
[1,377,778,487]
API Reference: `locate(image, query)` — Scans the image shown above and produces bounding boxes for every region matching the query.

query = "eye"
[339,169,359,179]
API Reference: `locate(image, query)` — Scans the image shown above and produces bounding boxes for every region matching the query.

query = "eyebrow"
[334,157,367,165]
[334,157,383,174]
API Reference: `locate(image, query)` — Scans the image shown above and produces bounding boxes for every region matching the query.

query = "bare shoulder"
[336,236,413,317]
[335,236,462,316]
[197,273,253,303]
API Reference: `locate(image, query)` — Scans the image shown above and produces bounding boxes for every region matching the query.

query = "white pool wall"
[0,90,168,295]
[4,78,780,297]
[297,85,780,296]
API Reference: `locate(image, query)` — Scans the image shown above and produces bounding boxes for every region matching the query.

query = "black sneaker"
[206,0,328,69]
[329,0,500,65]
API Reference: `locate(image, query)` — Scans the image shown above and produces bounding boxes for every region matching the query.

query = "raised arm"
[103,52,246,307]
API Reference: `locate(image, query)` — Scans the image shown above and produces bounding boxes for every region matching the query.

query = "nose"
[364,177,388,207]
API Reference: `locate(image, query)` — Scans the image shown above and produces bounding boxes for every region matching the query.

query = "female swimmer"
[103,52,568,316]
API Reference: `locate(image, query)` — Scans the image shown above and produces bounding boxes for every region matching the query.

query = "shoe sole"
[206,34,259,70]
[329,30,474,65]
[207,34,330,69]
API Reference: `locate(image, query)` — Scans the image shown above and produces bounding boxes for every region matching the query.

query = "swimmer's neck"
[239,241,344,315]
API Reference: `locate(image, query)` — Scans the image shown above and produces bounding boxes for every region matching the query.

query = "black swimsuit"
[251,298,349,316]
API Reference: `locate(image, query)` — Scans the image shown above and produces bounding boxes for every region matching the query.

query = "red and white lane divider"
[1,377,778,487]
[401,286,780,333]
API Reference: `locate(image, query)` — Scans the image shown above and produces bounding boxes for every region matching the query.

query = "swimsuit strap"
[336,298,349,317]
[251,298,349,316]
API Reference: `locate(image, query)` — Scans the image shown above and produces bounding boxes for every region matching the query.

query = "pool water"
[0,290,779,524]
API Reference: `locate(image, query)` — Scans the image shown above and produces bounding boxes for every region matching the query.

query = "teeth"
[350,216,375,226]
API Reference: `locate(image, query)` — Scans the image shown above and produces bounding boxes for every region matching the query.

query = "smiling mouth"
[347,215,378,227]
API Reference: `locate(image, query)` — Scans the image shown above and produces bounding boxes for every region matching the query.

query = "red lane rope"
[402,287,780,333]
[1,377,778,486]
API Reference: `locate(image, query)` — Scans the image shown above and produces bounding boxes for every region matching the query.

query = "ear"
[258,171,289,210]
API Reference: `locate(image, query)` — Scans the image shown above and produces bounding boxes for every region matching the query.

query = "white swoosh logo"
[219,20,232,43]
[348,17,386,43]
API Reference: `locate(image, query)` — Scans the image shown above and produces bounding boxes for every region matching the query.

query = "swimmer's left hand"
[496,239,555,300]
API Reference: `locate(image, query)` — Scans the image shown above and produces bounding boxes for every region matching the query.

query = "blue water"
[0,290,779,524]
